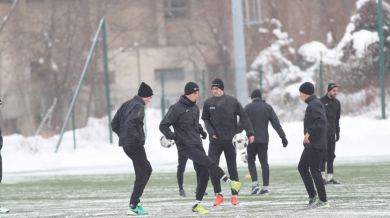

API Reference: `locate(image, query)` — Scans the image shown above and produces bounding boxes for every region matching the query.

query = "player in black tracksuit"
[202,78,254,206]
[238,90,288,195]
[0,99,9,214]
[160,82,242,214]
[111,82,153,215]
[298,82,329,208]
[320,83,341,185]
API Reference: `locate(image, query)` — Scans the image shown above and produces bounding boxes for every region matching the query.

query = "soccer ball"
[241,151,248,163]
[232,133,248,150]
[160,136,175,148]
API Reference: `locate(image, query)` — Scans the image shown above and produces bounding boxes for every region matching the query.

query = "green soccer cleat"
[306,195,318,208]
[311,200,330,209]
[0,207,9,213]
[192,204,209,214]
[230,181,241,192]
[137,202,148,215]
[127,207,138,216]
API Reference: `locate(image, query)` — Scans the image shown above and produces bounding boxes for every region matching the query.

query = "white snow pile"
[249,18,314,122]
[250,0,390,121]
[1,109,390,175]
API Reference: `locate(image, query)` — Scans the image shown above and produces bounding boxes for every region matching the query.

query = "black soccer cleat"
[326,178,340,185]
[180,189,186,197]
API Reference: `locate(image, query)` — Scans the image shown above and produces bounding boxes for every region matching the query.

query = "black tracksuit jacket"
[202,93,254,143]
[159,96,205,150]
[238,98,285,144]
[303,94,328,149]
[111,95,146,147]
[319,95,340,135]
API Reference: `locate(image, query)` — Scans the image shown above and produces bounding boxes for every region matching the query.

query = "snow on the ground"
[2,108,390,175]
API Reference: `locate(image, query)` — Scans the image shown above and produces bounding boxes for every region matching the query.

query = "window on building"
[155,68,185,81]
[164,0,190,19]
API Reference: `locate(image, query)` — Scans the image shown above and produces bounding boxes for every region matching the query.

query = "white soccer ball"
[232,133,248,150]
[160,136,175,148]
[241,151,248,163]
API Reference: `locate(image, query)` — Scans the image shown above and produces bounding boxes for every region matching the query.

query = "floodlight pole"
[232,0,249,106]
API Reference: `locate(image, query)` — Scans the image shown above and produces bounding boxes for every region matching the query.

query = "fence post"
[202,69,206,102]
[259,65,263,93]
[161,72,165,119]
[319,52,323,97]
[70,90,76,149]
[378,0,387,119]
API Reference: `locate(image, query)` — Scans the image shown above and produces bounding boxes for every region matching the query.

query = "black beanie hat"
[327,83,338,92]
[251,89,262,99]
[299,82,314,95]
[184,82,199,95]
[137,82,153,97]
[211,78,224,91]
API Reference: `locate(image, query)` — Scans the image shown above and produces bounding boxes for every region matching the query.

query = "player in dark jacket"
[160,82,242,214]
[298,82,330,209]
[0,99,10,214]
[238,89,288,195]
[202,78,254,206]
[111,82,153,215]
[320,83,341,185]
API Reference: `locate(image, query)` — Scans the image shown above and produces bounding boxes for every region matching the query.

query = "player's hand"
[282,137,288,148]
[249,136,254,144]
[303,133,310,144]
[335,132,340,142]
[212,135,217,139]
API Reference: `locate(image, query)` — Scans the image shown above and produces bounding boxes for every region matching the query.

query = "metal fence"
[1,61,389,138]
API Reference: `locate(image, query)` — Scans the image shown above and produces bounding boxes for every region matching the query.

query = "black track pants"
[179,144,218,201]
[177,151,188,190]
[298,148,327,202]
[247,143,269,186]
[320,134,336,174]
[123,145,153,206]
[0,153,2,183]
[208,141,238,195]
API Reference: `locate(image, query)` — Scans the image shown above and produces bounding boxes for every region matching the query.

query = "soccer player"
[238,89,288,195]
[202,78,254,206]
[298,82,330,208]
[320,83,341,185]
[111,82,153,215]
[160,82,242,214]
[0,99,10,214]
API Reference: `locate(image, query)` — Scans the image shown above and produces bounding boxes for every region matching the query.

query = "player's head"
[327,83,338,99]
[299,82,314,101]
[138,82,153,104]
[251,89,262,101]
[211,78,224,97]
[184,82,199,102]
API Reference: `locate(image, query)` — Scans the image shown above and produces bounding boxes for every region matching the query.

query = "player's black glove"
[200,130,207,139]
[335,132,340,142]
[282,137,288,148]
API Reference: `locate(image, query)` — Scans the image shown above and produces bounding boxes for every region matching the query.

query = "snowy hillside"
[2,108,389,175]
